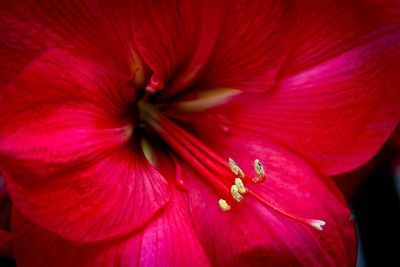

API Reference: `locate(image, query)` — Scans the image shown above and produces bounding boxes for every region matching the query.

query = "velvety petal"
[0,48,135,167]
[0,49,169,242]
[180,136,356,266]
[196,1,293,94]
[176,27,400,177]
[139,189,210,267]
[132,0,292,97]
[0,0,143,87]
[12,209,143,267]
[265,0,400,174]
[4,150,170,243]
[284,0,400,77]
[13,190,209,267]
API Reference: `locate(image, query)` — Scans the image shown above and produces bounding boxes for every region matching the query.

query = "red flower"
[0,0,399,266]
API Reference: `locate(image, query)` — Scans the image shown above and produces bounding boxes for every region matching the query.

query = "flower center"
[137,100,326,231]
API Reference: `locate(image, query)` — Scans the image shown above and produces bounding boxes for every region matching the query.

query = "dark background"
[335,129,400,267]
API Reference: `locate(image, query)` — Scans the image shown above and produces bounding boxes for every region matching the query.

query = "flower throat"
[139,101,326,232]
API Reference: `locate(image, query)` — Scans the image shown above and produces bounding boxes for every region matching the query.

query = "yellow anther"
[218,199,231,211]
[231,185,242,202]
[254,159,266,178]
[234,178,246,194]
[228,158,244,178]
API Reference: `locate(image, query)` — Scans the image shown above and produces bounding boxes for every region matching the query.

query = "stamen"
[225,158,326,231]
[141,102,242,210]
[231,185,242,202]
[252,159,266,183]
[229,158,244,178]
[140,107,326,231]
[254,159,265,177]
[218,199,231,211]
[141,101,227,173]
[234,178,246,194]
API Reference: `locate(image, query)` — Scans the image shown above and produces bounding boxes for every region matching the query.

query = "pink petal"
[0,1,142,87]
[178,29,400,176]
[284,0,400,77]
[12,209,143,267]
[264,0,400,174]
[181,137,356,266]
[139,189,210,267]
[0,49,169,242]
[168,0,400,176]
[132,0,290,97]
[13,190,210,267]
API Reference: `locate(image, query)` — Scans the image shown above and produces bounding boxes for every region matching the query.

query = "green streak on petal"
[141,138,157,166]
[176,88,241,112]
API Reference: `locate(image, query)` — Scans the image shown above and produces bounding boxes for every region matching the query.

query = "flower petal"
[0,48,133,174]
[196,1,292,94]
[12,209,143,267]
[171,0,400,176]
[263,0,400,174]
[0,0,142,87]
[182,137,356,266]
[284,0,400,77]
[13,190,210,267]
[179,28,400,176]
[132,0,291,97]
[139,189,210,267]
[0,49,169,242]
[5,150,170,243]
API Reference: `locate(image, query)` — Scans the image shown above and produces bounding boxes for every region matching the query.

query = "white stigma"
[309,220,326,231]
[218,199,231,211]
